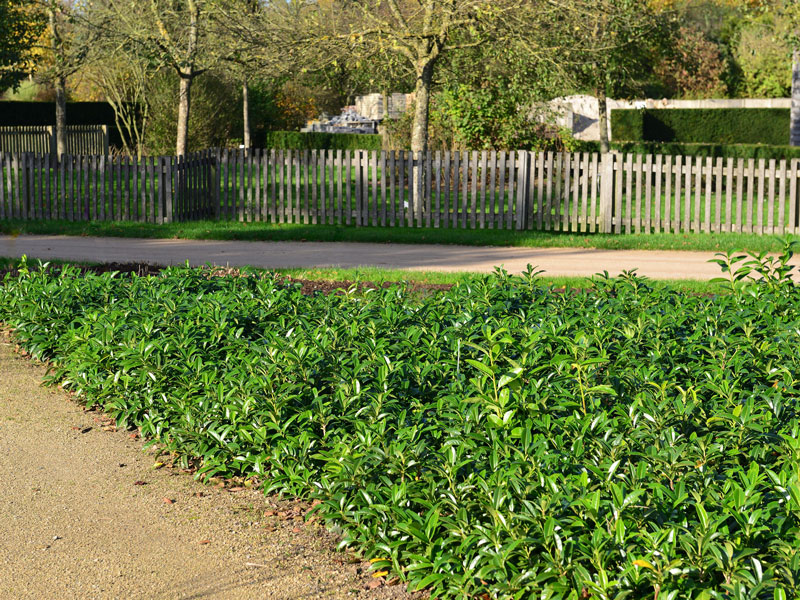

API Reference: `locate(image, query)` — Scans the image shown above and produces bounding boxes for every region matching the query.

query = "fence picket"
[745,159,754,233]
[506,151,515,230]
[685,155,694,233]
[398,150,407,227]
[642,154,651,234]
[777,159,787,235]
[713,157,723,233]
[735,159,744,232]
[767,159,776,235]
[0,153,6,220]
[724,158,733,233]
[695,156,714,233]
[460,151,468,229]
[757,159,766,234]
[790,159,799,234]
[684,157,692,231]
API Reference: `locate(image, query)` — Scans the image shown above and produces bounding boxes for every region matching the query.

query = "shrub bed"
[3,254,800,598]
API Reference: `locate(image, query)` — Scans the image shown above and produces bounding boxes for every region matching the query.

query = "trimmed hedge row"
[262,131,383,151]
[611,108,790,145]
[608,141,800,160]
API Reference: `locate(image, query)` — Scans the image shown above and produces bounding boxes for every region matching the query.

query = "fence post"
[515,151,528,231]
[102,125,109,156]
[212,148,220,220]
[600,152,614,233]
[47,126,56,158]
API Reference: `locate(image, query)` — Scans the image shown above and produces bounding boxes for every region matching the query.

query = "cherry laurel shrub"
[3,247,800,599]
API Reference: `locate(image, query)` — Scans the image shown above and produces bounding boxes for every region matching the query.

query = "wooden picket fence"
[2,147,800,234]
[0,125,109,156]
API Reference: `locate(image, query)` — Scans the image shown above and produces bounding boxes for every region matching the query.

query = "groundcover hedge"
[3,253,800,599]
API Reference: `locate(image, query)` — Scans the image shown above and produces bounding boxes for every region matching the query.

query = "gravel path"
[0,338,419,600]
[0,234,779,279]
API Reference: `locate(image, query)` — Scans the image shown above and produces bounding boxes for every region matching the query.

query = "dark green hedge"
[262,131,383,151]
[0,101,125,147]
[611,108,790,145]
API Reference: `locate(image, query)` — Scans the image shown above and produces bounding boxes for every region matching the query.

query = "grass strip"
[0,257,726,294]
[1,219,797,253]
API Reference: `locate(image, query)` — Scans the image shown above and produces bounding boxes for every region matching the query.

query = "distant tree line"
[1,0,798,155]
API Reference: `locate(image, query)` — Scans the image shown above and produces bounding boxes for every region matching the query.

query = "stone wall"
[354,93,413,120]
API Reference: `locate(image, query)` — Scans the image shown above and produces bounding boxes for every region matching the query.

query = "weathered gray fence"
[0,125,109,155]
[2,148,800,234]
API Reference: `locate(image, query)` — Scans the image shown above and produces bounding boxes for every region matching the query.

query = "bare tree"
[30,0,96,158]
[85,48,151,158]
[96,0,225,156]
[211,0,309,149]
[311,0,526,154]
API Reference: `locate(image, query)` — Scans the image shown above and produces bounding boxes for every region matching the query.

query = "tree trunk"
[242,81,251,150]
[597,89,610,154]
[49,4,67,159]
[176,73,193,156]
[55,75,67,158]
[410,59,435,154]
[791,49,800,147]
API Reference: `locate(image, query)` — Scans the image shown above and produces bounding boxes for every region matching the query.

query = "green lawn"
[1,218,796,254]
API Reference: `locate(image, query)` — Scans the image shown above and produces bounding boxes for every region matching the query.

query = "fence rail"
[1,148,799,234]
[0,125,109,155]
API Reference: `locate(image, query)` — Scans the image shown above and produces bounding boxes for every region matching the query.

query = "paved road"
[0,234,774,279]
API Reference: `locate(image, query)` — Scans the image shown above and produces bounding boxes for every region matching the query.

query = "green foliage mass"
[4,251,800,598]
[0,0,44,93]
[611,109,791,146]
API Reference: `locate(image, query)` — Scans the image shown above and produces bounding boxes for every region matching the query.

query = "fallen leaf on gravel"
[133,481,147,486]
[101,425,116,432]
[128,433,138,439]
[162,497,174,505]
[372,571,388,578]
[387,578,400,586]
[292,527,301,533]
[365,580,382,589]
[265,510,277,516]
[152,462,164,469]
[227,486,245,492]
[198,540,210,545]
